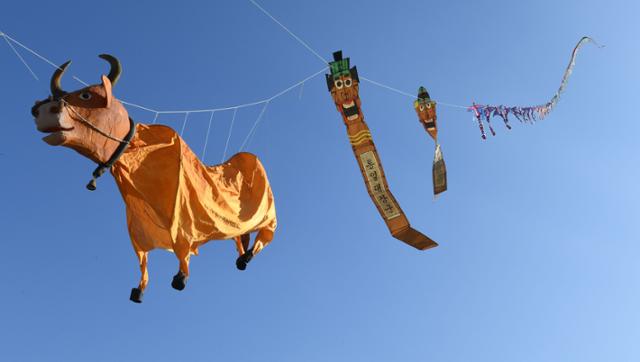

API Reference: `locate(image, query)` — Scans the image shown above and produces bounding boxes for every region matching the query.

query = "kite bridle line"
[43,54,136,190]
[59,97,131,143]
[56,96,136,191]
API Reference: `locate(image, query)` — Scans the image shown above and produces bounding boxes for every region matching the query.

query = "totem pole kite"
[326,51,437,251]
[414,86,447,196]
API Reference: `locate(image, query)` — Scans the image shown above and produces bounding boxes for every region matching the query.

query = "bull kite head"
[31,54,131,165]
[326,51,362,124]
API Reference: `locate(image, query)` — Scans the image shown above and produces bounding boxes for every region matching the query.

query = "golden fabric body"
[111,124,277,255]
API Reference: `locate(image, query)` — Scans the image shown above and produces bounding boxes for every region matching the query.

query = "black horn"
[99,54,122,86]
[50,60,71,99]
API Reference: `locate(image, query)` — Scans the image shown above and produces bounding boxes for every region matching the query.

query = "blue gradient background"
[0,1,638,361]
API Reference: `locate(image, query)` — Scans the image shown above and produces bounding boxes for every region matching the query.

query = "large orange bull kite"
[31,55,277,303]
[326,51,437,251]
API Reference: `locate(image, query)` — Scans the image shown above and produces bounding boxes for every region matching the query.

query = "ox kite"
[31,55,278,303]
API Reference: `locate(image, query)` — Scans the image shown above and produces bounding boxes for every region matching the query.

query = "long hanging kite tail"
[544,36,603,115]
[471,36,602,139]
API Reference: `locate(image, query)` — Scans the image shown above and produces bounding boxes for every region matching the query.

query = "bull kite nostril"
[31,101,44,117]
[49,105,60,114]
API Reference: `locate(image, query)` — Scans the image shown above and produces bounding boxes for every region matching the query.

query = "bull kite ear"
[101,75,113,108]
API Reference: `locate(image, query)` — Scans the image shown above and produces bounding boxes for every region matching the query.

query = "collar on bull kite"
[86,117,136,191]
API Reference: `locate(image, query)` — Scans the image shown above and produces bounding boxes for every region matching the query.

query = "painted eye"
[334,79,344,89]
[79,92,92,101]
[426,103,432,109]
[419,104,425,111]
[344,78,352,87]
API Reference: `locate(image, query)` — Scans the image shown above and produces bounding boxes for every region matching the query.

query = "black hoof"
[236,249,254,271]
[130,288,144,303]
[171,271,187,291]
[236,258,247,270]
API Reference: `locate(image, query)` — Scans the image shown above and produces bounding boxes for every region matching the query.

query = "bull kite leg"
[171,239,191,291]
[129,247,148,303]
[234,233,251,256]
[236,226,276,270]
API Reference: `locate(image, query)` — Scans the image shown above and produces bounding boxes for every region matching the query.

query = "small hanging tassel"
[471,104,487,140]
[433,143,447,196]
[86,177,97,191]
[86,166,107,191]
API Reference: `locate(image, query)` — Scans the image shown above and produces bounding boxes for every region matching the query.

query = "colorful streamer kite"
[470,37,599,139]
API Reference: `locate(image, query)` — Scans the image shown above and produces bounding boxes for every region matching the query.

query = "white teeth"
[347,114,359,121]
[342,101,355,108]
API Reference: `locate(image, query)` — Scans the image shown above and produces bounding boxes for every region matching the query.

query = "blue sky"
[1,0,638,361]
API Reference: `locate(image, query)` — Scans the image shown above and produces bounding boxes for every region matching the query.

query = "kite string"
[2,31,91,86]
[266,67,328,101]
[360,76,414,98]
[248,0,600,115]
[239,101,269,151]
[245,1,469,110]
[2,32,66,70]
[202,111,215,162]
[222,108,238,162]
[0,30,327,116]
[360,76,468,109]
[121,100,159,114]
[1,29,328,157]
[180,112,190,136]
[248,0,328,64]
[2,32,38,80]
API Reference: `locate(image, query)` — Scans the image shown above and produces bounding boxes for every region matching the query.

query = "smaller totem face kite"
[414,86,438,140]
[326,51,362,123]
[413,86,447,196]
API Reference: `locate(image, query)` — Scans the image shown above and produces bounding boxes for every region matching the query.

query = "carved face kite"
[324,50,438,251]
[414,86,438,141]
[326,51,362,123]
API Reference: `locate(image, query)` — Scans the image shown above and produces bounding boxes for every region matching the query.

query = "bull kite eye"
[334,79,344,89]
[426,103,432,109]
[419,104,425,111]
[344,78,352,87]
[79,91,92,101]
